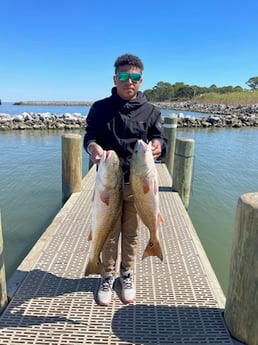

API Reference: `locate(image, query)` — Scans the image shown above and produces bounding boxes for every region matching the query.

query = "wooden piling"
[62,134,82,203]
[172,138,195,209]
[224,192,258,345]
[0,212,7,314]
[163,115,177,175]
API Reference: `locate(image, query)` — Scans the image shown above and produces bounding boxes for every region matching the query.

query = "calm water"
[1,103,258,295]
[179,127,258,294]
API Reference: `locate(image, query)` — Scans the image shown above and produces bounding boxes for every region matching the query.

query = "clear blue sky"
[1,0,258,102]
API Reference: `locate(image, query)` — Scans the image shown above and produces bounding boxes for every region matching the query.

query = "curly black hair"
[114,54,144,73]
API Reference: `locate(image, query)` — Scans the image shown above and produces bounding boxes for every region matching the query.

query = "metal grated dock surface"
[0,164,234,344]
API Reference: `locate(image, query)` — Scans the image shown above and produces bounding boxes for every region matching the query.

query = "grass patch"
[193,90,258,106]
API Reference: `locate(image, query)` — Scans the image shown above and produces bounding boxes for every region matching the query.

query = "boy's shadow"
[1,269,100,328]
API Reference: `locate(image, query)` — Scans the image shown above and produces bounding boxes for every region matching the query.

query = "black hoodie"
[83,87,167,182]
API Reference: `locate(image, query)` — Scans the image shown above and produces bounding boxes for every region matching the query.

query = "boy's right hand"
[87,142,103,164]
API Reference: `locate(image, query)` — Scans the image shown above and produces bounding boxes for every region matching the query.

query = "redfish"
[85,150,123,275]
[130,140,164,261]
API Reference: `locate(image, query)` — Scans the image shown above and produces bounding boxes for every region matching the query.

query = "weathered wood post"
[172,138,195,210]
[62,134,82,203]
[0,212,8,314]
[163,115,177,175]
[224,192,258,345]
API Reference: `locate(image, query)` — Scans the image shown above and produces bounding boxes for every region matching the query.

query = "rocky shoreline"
[0,112,87,130]
[156,101,258,128]
[154,101,258,115]
[0,101,258,130]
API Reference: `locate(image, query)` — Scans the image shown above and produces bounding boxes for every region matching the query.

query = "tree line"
[143,77,258,102]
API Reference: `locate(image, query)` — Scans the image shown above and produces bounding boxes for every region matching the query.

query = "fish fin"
[142,240,163,261]
[99,190,110,205]
[87,230,92,241]
[85,258,104,276]
[158,213,164,224]
[143,179,150,194]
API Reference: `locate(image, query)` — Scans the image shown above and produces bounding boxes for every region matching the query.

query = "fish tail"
[142,240,163,262]
[84,258,104,276]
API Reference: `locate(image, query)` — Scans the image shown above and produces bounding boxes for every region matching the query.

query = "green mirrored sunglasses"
[116,72,142,82]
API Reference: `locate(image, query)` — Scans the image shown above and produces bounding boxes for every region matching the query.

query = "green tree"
[234,86,244,92]
[174,85,194,99]
[246,77,258,90]
[144,82,175,101]
[143,80,246,102]
[154,82,174,101]
[144,88,159,101]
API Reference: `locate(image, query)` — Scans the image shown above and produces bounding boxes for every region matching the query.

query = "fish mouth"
[135,140,148,153]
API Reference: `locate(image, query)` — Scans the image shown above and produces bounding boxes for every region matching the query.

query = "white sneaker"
[97,274,115,306]
[120,270,135,304]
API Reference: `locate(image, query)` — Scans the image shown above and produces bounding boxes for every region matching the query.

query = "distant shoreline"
[11,100,258,115]
[13,101,93,106]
